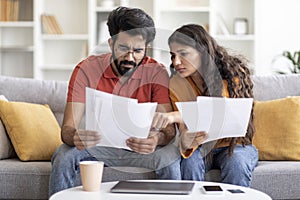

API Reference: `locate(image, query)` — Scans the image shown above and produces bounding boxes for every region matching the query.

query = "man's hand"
[126,131,159,154]
[73,129,101,150]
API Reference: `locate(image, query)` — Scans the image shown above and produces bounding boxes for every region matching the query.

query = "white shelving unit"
[152,0,210,69]
[151,0,256,72]
[210,0,256,71]
[89,0,153,56]
[89,0,112,56]
[0,0,256,80]
[34,0,89,80]
[0,0,34,78]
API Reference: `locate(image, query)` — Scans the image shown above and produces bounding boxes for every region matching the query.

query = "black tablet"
[111,181,195,195]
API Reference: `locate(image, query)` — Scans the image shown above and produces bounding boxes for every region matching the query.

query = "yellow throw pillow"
[0,101,62,161]
[253,96,300,160]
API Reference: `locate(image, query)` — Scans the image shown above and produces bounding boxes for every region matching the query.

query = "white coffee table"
[50,180,272,200]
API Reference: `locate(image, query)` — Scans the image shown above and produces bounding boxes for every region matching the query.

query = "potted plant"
[273,50,300,74]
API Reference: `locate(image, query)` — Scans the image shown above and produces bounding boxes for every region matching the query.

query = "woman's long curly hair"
[168,24,254,155]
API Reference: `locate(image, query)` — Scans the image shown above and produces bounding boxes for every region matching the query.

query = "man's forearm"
[61,125,76,147]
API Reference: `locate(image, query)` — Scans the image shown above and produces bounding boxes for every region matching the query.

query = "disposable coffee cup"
[80,161,104,192]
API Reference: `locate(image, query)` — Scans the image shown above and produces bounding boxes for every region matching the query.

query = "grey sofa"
[0,74,300,200]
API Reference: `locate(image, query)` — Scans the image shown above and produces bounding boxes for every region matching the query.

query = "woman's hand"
[151,111,182,130]
[180,131,208,151]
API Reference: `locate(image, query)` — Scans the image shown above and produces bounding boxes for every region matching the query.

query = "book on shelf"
[81,42,89,59]
[216,13,230,36]
[0,0,19,21]
[41,14,63,34]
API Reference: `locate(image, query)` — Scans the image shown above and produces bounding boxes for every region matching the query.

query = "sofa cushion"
[0,95,15,160]
[0,95,7,101]
[250,161,300,200]
[0,119,15,160]
[252,74,300,101]
[0,158,157,200]
[0,75,68,127]
[0,101,62,161]
[253,96,300,160]
[0,158,51,199]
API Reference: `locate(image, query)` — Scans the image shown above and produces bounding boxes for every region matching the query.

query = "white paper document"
[85,88,157,149]
[175,96,253,144]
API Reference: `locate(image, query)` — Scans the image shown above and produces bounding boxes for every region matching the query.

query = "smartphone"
[202,185,224,195]
[227,189,245,194]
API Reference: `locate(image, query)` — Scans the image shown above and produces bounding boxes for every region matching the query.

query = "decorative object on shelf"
[272,50,300,74]
[101,0,115,8]
[41,14,63,34]
[234,18,248,35]
[204,23,209,33]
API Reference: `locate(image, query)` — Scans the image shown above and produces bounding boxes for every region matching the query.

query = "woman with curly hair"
[152,24,258,187]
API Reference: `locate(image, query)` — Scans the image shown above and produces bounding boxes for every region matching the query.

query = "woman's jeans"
[49,143,181,197]
[181,144,258,187]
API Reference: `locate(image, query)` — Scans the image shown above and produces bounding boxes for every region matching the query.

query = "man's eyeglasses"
[116,45,145,59]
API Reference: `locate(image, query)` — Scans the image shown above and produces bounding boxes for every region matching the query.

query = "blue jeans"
[181,144,258,187]
[49,143,181,197]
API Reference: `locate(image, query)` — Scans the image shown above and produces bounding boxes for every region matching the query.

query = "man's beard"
[116,60,137,76]
[111,45,146,77]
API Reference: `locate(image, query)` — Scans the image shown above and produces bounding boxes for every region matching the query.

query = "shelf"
[214,34,255,41]
[40,64,75,70]
[0,21,34,27]
[94,6,118,12]
[0,46,34,52]
[160,7,210,12]
[41,34,89,41]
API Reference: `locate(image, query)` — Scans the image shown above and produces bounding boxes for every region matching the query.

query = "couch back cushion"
[0,115,15,159]
[0,76,67,160]
[0,75,68,126]
[251,74,300,101]
[0,95,15,159]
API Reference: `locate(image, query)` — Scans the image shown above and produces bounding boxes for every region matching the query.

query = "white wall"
[255,0,300,74]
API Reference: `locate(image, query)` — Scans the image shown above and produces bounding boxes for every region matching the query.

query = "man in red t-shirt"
[49,6,181,197]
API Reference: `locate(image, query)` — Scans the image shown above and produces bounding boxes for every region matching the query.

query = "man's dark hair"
[107,6,156,44]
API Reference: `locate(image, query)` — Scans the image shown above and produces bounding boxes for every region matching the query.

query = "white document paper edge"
[85,87,157,149]
[176,96,253,144]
